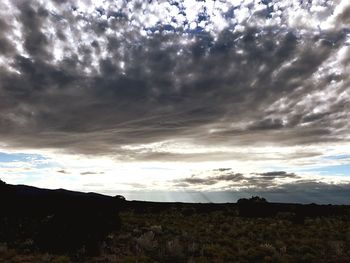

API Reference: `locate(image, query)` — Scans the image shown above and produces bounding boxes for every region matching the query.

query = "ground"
[1,202,350,263]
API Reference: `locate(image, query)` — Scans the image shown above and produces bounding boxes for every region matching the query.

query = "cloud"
[172,169,350,198]
[248,118,285,131]
[174,171,245,187]
[334,2,350,28]
[0,0,348,165]
[80,171,104,175]
[253,171,297,180]
[0,19,15,55]
[57,169,69,174]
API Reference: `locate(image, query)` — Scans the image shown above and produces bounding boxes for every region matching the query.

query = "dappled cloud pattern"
[0,0,349,202]
[0,0,349,161]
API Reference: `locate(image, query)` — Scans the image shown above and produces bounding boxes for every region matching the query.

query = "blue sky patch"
[0,152,45,163]
[304,164,350,176]
[323,154,350,160]
[0,152,57,169]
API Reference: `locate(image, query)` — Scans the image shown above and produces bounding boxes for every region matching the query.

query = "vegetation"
[102,201,350,263]
[1,182,350,263]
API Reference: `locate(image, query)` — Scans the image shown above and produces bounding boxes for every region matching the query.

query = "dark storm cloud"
[178,177,219,186]
[248,118,285,131]
[214,168,232,172]
[80,171,104,175]
[0,19,15,55]
[172,170,350,202]
[239,180,350,204]
[301,112,332,123]
[0,0,349,161]
[15,1,51,60]
[245,171,298,184]
[57,169,69,174]
[174,172,245,186]
[254,171,297,179]
[228,181,350,204]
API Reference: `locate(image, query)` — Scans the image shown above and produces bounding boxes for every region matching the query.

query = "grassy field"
[1,201,350,263]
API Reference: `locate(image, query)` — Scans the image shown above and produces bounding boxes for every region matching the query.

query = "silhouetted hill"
[0,180,123,255]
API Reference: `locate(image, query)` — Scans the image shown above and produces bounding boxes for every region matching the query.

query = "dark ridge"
[0,180,124,255]
[122,196,348,224]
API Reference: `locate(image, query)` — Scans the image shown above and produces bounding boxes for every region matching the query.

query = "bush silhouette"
[237,196,274,217]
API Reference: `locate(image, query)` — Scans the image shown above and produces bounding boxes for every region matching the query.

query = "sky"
[0,0,350,203]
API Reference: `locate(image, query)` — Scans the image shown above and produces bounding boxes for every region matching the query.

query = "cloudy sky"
[0,0,350,203]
